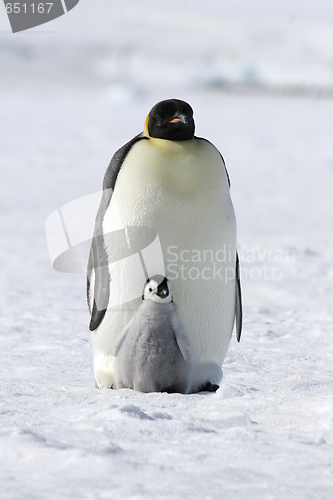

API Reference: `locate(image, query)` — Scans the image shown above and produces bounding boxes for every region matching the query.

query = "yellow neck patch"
[143,114,150,137]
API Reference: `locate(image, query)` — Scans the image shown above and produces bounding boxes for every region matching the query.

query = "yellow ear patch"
[143,114,150,137]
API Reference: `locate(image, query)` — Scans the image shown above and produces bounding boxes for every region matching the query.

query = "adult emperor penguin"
[113,275,195,394]
[87,98,242,393]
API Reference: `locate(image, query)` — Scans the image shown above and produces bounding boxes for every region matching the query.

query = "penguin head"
[145,99,195,141]
[142,275,173,304]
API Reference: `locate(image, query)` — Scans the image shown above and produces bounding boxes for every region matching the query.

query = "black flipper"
[87,134,148,332]
[235,251,242,342]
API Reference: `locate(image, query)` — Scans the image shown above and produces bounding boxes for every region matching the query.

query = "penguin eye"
[149,288,153,292]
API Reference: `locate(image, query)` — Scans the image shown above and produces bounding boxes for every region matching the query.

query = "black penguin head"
[146,99,195,141]
[142,275,173,303]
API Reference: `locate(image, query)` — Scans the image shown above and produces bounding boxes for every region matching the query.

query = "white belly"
[91,137,237,391]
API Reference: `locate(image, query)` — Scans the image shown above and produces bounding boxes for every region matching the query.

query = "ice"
[1,1,333,498]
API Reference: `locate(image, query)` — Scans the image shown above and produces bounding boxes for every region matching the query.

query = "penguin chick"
[113,275,195,394]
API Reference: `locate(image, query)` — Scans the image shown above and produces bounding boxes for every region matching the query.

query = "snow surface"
[1,1,333,499]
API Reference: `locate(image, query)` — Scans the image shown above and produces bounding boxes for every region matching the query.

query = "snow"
[1,1,333,498]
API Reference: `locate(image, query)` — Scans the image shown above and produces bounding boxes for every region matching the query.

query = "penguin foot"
[198,382,220,393]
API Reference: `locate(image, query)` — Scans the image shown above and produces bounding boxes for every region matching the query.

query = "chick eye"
[149,288,153,292]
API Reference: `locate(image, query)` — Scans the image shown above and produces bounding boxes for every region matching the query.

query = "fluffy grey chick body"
[114,275,195,394]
